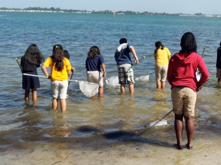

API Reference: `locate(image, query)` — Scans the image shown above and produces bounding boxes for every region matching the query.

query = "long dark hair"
[51,44,64,71]
[154,41,164,53]
[180,32,197,54]
[24,44,44,65]
[87,46,101,59]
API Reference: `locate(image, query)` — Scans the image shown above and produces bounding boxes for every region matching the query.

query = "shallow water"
[0,12,221,151]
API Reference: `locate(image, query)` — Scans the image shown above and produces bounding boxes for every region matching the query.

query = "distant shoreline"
[1,8,221,17]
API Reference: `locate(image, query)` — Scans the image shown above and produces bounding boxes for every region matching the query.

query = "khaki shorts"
[217,69,221,78]
[155,65,168,82]
[171,87,197,117]
[87,71,103,86]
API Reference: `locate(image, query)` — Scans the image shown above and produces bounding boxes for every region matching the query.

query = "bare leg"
[60,99,66,112]
[174,114,184,147]
[129,84,134,95]
[32,88,37,105]
[120,84,126,94]
[184,116,194,148]
[218,78,221,84]
[156,81,161,89]
[25,89,30,102]
[161,81,166,89]
[52,98,58,110]
[99,86,104,97]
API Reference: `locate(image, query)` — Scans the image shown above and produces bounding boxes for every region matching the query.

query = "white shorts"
[87,71,103,86]
[51,80,68,99]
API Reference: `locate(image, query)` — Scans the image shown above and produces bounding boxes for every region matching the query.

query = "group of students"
[20,32,210,150]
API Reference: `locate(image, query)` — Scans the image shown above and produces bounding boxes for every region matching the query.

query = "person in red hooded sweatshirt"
[167,32,209,150]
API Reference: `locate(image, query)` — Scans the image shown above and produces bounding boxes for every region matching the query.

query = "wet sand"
[1,124,221,165]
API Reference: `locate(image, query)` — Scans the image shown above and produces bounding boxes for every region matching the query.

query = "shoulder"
[170,53,178,61]
[164,47,169,51]
[63,57,69,62]
[99,54,104,58]
[128,44,133,49]
[44,56,52,63]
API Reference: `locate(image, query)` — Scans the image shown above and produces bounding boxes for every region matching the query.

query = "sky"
[1,0,221,15]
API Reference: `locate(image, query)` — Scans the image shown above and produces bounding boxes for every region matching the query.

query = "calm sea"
[0,12,221,148]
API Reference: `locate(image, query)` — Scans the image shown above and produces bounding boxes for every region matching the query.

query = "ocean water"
[0,12,221,149]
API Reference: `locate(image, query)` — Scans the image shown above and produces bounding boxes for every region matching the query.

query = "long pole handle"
[138,109,173,136]
[126,55,146,73]
[23,73,48,79]
[68,71,74,89]
[202,47,206,58]
[15,58,22,73]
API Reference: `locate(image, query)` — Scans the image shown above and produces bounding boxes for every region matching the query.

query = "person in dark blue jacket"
[114,38,139,94]
[86,46,106,98]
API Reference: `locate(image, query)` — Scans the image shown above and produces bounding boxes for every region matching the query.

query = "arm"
[41,65,50,79]
[197,58,209,91]
[71,66,75,72]
[216,50,218,68]
[101,63,106,77]
[130,46,139,64]
[167,58,173,86]
[154,53,157,61]
[167,48,171,62]
[67,70,71,77]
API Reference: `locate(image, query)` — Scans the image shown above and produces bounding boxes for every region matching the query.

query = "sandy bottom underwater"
[0,127,221,165]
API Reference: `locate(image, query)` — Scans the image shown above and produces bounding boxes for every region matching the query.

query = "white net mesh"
[106,76,119,86]
[135,75,149,81]
[79,81,99,97]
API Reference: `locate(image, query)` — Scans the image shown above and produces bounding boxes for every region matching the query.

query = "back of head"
[87,46,101,59]
[52,44,64,71]
[180,32,197,54]
[155,41,164,53]
[119,38,127,44]
[64,50,70,60]
[24,44,44,65]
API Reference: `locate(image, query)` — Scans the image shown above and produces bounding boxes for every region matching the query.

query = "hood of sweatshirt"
[174,52,196,64]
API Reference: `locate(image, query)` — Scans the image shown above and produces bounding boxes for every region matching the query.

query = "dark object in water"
[103,130,135,140]
[76,125,103,133]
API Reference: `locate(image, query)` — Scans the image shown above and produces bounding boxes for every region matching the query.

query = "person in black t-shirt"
[21,44,44,105]
[216,42,221,84]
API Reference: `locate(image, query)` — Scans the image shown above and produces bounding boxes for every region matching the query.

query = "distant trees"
[0,7,179,16]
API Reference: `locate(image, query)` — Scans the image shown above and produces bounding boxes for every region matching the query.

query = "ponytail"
[51,44,64,71]
[154,41,164,53]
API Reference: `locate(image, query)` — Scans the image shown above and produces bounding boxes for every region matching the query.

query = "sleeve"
[65,58,72,71]
[166,48,171,56]
[99,55,105,64]
[197,57,209,88]
[43,57,51,67]
[128,44,133,51]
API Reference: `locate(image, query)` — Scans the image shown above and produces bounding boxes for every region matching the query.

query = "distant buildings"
[0,7,220,17]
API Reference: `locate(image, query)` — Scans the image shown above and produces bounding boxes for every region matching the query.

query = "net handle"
[23,73,48,79]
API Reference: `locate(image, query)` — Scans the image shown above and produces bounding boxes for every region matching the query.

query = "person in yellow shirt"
[42,44,71,112]
[154,41,171,89]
